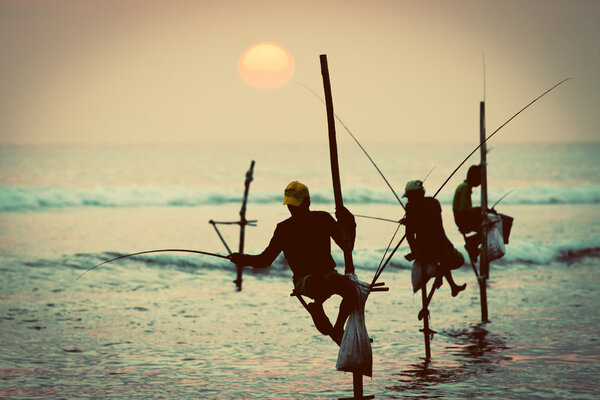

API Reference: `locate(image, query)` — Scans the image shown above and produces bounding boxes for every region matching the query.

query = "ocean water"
[1,142,599,399]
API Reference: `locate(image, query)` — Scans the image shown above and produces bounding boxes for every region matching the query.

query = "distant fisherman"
[453,165,483,261]
[230,180,357,344]
[403,180,466,296]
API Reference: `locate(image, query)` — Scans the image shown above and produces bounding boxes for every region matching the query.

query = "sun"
[238,42,294,90]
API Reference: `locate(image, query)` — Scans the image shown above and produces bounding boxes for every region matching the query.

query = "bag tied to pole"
[486,213,506,261]
[336,273,372,377]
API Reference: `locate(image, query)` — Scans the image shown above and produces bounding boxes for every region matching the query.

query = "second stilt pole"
[479,101,489,322]
[235,160,255,291]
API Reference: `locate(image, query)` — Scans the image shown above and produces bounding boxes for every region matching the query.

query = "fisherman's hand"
[229,252,250,266]
[335,206,356,226]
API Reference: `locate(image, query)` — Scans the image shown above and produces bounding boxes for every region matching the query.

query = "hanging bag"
[336,274,372,377]
[486,213,505,261]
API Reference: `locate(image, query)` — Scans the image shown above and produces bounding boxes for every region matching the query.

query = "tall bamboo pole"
[479,102,489,322]
[320,54,368,400]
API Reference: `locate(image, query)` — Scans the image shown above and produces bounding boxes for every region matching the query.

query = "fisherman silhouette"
[402,180,467,297]
[230,180,357,344]
[453,165,484,261]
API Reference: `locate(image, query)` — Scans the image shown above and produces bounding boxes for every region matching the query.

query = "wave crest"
[1,184,599,211]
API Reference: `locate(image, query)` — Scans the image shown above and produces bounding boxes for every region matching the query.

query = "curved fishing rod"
[433,77,571,198]
[298,82,405,210]
[77,249,230,280]
[491,189,515,209]
[370,77,572,287]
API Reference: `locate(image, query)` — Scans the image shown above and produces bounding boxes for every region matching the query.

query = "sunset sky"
[1,0,598,145]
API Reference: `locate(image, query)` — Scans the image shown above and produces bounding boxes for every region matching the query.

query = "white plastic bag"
[411,259,437,293]
[486,213,505,261]
[336,273,372,377]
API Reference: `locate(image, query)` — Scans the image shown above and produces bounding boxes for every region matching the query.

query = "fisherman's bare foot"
[451,283,467,297]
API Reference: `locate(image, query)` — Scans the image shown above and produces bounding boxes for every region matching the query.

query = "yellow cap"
[283,180,310,206]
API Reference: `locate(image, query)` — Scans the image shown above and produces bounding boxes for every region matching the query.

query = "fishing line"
[371,77,572,286]
[298,82,405,210]
[77,249,230,280]
[354,214,400,223]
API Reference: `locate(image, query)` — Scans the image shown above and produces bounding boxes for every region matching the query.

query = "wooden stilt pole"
[420,283,432,361]
[235,160,255,291]
[321,54,372,400]
[479,101,489,322]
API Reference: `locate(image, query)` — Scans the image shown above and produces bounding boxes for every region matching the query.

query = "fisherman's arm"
[331,206,356,251]
[230,227,282,268]
[403,214,421,260]
[453,184,472,214]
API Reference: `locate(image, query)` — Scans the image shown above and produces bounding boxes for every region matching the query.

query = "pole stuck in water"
[235,160,256,291]
[320,54,374,400]
[479,101,489,323]
[208,161,257,291]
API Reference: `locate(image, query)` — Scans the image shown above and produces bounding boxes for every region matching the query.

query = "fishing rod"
[298,82,405,210]
[491,189,514,209]
[433,77,570,198]
[77,249,230,280]
[370,77,572,287]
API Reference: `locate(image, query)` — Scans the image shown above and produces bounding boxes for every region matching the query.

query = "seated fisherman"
[453,165,483,261]
[403,180,466,297]
[230,180,357,344]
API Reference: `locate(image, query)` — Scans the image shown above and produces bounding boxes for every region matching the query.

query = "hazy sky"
[1,0,599,145]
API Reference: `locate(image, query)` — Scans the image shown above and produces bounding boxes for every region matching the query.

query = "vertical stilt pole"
[479,101,489,322]
[235,160,255,291]
[421,283,431,361]
[321,54,369,400]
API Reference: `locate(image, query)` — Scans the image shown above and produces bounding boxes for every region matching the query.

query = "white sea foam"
[2,184,599,211]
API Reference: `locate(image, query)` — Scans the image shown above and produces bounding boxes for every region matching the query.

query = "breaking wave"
[1,184,600,211]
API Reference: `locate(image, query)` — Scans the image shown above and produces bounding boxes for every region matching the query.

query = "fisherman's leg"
[303,275,337,341]
[463,209,483,261]
[330,275,358,342]
[440,249,466,296]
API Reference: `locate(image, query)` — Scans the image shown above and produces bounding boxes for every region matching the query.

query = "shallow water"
[1,205,599,399]
[1,143,599,399]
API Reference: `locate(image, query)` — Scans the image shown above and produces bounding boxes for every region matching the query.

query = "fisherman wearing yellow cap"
[403,179,467,297]
[230,180,357,344]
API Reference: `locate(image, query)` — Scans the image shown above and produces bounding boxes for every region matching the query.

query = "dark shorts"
[294,270,350,302]
[457,207,483,234]
[438,247,465,271]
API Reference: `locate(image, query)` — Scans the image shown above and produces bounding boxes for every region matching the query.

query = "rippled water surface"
[1,144,599,399]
